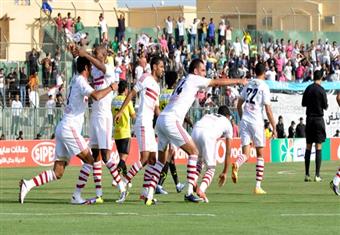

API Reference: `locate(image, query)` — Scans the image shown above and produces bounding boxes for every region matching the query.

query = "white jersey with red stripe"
[91,64,117,116]
[60,74,94,132]
[160,74,210,122]
[193,113,233,140]
[133,73,160,126]
[240,78,271,125]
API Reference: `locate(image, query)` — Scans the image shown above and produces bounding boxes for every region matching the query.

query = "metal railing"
[0,106,238,140]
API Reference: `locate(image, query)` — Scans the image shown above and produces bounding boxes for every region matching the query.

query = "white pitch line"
[281,213,340,217]
[0,212,216,217]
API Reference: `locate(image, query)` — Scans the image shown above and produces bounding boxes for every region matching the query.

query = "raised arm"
[77,47,106,74]
[90,83,117,101]
[208,78,247,87]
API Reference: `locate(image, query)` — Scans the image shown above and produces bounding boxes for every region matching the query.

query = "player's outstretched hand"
[114,112,122,123]
[240,78,248,86]
[110,83,118,91]
[272,129,277,139]
[218,173,227,187]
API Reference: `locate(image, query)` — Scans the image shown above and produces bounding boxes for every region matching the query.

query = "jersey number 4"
[245,88,258,104]
[173,79,186,95]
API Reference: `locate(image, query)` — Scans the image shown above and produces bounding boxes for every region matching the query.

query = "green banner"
[271,138,331,163]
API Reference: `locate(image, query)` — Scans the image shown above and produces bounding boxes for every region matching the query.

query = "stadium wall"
[0,138,339,168]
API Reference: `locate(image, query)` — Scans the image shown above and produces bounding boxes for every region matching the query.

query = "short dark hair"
[118,80,128,94]
[188,59,204,74]
[314,70,323,81]
[255,62,266,76]
[218,105,231,117]
[150,56,164,72]
[76,56,91,74]
[165,71,178,88]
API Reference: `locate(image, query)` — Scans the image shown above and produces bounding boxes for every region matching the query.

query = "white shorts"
[89,114,113,150]
[55,123,88,162]
[240,120,265,147]
[192,127,217,167]
[134,123,157,152]
[155,115,192,152]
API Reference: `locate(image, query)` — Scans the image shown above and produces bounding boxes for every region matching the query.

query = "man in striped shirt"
[115,56,164,205]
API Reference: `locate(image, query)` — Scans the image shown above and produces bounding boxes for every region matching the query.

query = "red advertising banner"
[331,138,340,161]
[0,138,271,168]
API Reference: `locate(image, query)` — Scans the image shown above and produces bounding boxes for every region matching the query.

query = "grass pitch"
[1,161,339,235]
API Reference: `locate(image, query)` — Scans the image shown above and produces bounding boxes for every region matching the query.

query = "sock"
[333,167,340,186]
[169,162,179,185]
[187,155,199,195]
[93,161,102,197]
[147,161,164,200]
[125,160,143,182]
[255,158,264,188]
[236,154,247,168]
[315,149,322,177]
[74,163,92,195]
[304,149,311,176]
[143,164,153,188]
[196,161,203,174]
[118,159,127,176]
[199,168,216,193]
[149,161,164,190]
[158,162,169,186]
[27,170,57,191]
[106,159,125,192]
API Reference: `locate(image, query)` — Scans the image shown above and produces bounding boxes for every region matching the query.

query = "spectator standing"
[295,117,306,138]
[74,16,84,33]
[16,130,24,140]
[45,94,55,126]
[19,67,28,106]
[276,115,286,138]
[176,17,185,46]
[164,16,173,41]
[207,18,215,46]
[288,121,296,138]
[200,17,208,48]
[188,18,200,51]
[0,68,5,106]
[115,8,126,42]
[99,13,108,43]
[28,48,39,75]
[302,70,328,182]
[218,19,226,45]
[41,53,52,88]
[11,94,23,136]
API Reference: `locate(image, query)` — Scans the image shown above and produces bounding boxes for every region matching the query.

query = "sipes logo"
[31,142,56,166]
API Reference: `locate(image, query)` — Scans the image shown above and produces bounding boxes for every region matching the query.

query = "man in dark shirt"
[302,70,328,183]
[114,8,125,42]
[288,121,295,138]
[19,67,28,106]
[295,117,306,138]
[276,115,286,138]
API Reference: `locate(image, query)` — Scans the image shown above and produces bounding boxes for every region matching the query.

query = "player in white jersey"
[330,91,340,196]
[232,62,276,194]
[19,55,117,204]
[192,106,233,203]
[155,58,246,203]
[114,56,165,205]
[76,46,127,204]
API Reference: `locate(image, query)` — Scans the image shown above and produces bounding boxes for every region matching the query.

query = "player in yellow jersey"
[112,80,136,177]
[156,71,186,195]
